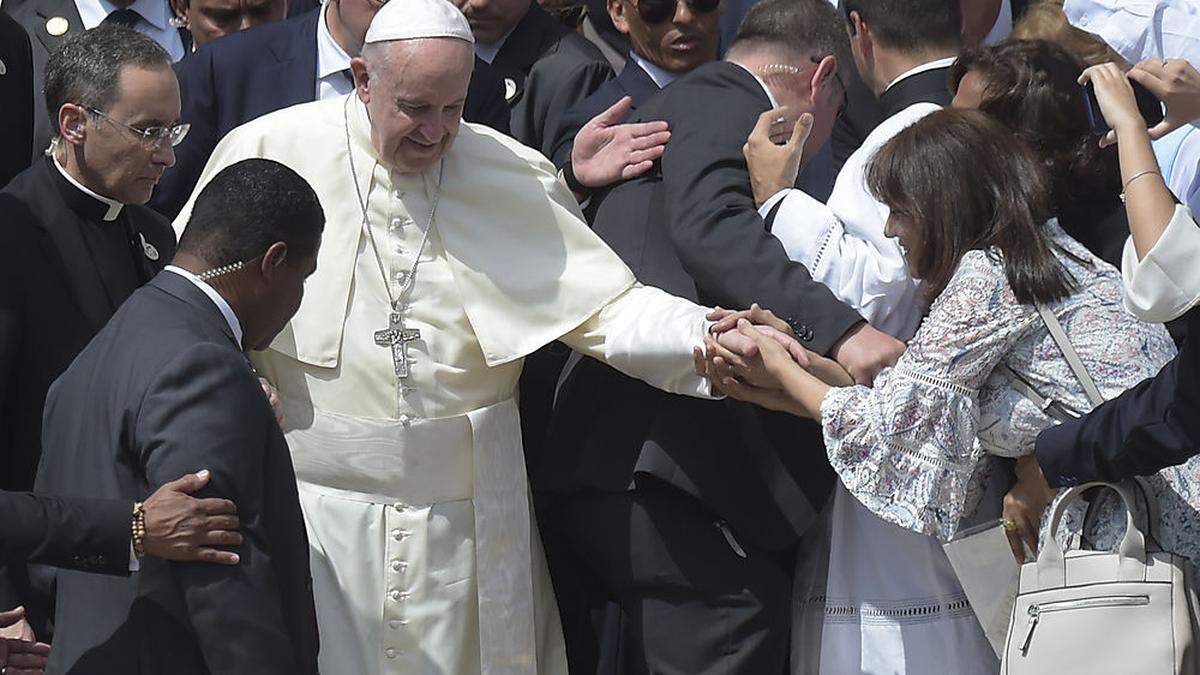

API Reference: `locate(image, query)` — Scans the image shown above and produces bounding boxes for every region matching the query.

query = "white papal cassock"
[174,94,714,675]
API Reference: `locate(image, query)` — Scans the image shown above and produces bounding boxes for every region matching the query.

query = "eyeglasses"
[633,0,719,25]
[83,106,191,150]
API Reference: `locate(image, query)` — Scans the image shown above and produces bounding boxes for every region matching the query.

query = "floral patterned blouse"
[819,221,1197,561]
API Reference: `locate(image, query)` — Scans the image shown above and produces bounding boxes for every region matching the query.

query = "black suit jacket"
[543,61,863,551]
[548,58,660,168]
[10,0,192,162]
[150,8,511,219]
[493,2,613,157]
[1,491,132,575]
[35,270,318,675]
[0,12,33,188]
[1036,307,1200,487]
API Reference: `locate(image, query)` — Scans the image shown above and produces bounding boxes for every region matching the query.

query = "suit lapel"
[32,0,83,58]
[617,62,661,108]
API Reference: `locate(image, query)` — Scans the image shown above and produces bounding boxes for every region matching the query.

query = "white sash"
[285,397,537,674]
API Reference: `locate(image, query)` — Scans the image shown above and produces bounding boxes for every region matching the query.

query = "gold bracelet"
[1119,169,1162,203]
[132,501,146,558]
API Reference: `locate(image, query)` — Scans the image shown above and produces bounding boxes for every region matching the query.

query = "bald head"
[351,38,474,173]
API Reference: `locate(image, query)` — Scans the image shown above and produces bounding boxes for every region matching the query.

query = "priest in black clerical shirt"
[0,25,179,624]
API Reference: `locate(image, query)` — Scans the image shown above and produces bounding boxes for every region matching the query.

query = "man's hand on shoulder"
[830,321,905,386]
[568,96,671,194]
[142,470,242,565]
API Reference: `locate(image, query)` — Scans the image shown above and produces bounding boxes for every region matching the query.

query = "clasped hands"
[694,304,858,420]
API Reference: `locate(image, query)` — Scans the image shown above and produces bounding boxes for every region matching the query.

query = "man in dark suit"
[9,0,192,162]
[0,26,179,633]
[462,0,614,156]
[0,13,34,189]
[547,0,721,168]
[540,0,905,671]
[35,158,324,675]
[150,0,510,219]
[1034,306,1200,487]
[831,0,1030,171]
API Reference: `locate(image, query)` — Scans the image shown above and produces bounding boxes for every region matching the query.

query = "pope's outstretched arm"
[559,285,717,399]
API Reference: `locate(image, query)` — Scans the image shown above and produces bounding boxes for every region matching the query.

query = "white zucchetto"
[363,0,475,45]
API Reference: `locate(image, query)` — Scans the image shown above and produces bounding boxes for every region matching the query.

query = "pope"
[172,0,788,672]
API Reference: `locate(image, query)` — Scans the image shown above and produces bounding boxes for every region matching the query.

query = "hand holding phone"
[1080,62,1164,147]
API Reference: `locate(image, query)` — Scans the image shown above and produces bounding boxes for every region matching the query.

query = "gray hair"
[43,25,172,137]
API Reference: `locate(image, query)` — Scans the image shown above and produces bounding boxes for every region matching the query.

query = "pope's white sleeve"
[1122,204,1200,322]
[766,188,922,334]
[559,284,716,399]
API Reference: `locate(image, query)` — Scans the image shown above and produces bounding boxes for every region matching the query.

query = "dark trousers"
[552,481,795,675]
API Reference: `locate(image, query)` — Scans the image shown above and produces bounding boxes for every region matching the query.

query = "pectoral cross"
[374,312,421,379]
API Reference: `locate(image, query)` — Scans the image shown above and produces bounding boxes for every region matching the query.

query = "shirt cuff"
[1122,205,1200,322]
[758,188,791,219]
[129,542,140,572]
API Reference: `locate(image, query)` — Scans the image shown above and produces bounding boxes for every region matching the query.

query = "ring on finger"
[1002,516,1018,532]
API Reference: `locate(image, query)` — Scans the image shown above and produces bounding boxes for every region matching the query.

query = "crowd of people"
[0,0,1199,672]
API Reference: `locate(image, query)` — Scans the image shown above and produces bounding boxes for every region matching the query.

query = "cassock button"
[389,619,402,630]
[392,271,409,286]
[385,648,397,659]
[398,413,412,426]
[391,528,402,541]
[391,560,405,572]
[389,589,401,601]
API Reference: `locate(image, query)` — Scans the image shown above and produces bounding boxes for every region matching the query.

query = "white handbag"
[999,302,1200,674]
[1000,480,1200,674]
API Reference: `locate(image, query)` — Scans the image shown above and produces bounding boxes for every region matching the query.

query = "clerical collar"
[884,56,958,94]
[474,26,516,64]
[316,2,353,83]
[732,61,780,108]
[164,265,245,348]
[51,153,125,222]
[630,52,677,89]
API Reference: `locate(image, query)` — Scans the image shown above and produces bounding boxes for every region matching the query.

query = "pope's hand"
[259,377,283,426]
[143,470,243,565]
[743,107,812,208]
[707,303,793,337]
[570,96,670,189]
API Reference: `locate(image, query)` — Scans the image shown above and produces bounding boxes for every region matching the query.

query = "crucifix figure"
[374,312,421,378]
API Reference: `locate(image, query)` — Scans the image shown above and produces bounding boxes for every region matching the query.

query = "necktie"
[103,8,142,28]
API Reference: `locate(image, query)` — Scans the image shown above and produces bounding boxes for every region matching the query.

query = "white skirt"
[793,485,998,675]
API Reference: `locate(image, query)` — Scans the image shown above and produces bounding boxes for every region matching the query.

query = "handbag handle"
[1037,479,1147,589]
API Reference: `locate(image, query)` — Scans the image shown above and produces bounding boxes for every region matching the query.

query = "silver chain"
[344,96,444,312]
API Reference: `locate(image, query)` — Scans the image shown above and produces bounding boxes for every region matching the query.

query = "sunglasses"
[634,0,719,25]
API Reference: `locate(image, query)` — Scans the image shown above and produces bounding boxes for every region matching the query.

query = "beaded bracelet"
[132,501,147,558]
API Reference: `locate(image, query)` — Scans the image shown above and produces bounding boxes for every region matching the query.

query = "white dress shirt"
[315,4,355,101]
[74,0,184,62]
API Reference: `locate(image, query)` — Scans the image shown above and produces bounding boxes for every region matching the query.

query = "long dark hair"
[866,108,1074,306]
[949,39,1123,216]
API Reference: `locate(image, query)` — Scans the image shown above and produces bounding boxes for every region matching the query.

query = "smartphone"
[1083,78,1166,135]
